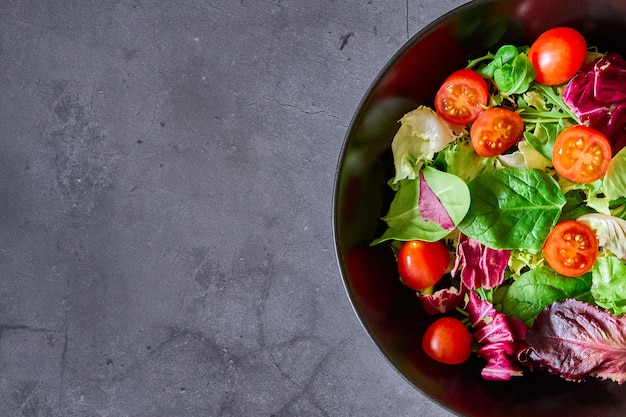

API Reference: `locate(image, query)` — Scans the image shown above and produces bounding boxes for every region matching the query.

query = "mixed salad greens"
[373,27,626,382]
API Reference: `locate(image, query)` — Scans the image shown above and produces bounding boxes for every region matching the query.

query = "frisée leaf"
[527,299,626,383]
[390,106,457,183]
[578,213,626,260]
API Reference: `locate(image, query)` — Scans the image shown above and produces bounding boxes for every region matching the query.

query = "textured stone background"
[0,1,468,416]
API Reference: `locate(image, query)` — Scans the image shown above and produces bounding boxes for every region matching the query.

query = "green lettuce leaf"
[578,213,626,259]
[435,138,496,183]
[605,146,626,201]
[458,168,566,250]
[497,140,552,171]
[390,106,457,183]
[591,256,626,316]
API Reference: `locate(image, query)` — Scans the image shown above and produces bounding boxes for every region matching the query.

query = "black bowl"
[333,0,626,416]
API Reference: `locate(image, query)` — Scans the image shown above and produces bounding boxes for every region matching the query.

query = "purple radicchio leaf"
[477,342,524,381]
[527,298,626,383]
[417,286,464,315]
[418,173,455,230]
[563,53,626,154]
[451,234,510,290]
[467,290,527,381]
[592,53,626,102]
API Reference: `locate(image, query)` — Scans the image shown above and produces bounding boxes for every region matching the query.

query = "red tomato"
[543,220,598,277]
[552,125,612,183]
[434,69,489,126]
[422,317,472,365]
[470,107,524,157]
[397,240,450,291]
[528,27,587,86]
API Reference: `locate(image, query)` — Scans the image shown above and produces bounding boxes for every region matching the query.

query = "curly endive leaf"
[578,213,626,260]
[527,299,626,383]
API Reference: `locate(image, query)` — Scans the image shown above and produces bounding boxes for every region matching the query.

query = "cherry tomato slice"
[528,27,587,86]
[397,240,450,291]
[552,125,612,183]
[543,220,598,277]
[434,69,489,126]
[470,107,524,157]
[422,317,472,365]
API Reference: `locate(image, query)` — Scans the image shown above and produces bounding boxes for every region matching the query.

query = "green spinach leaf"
[501,266,592,324]
[458,168,566,250]
[493,53,536,96]
[475,44,535,95]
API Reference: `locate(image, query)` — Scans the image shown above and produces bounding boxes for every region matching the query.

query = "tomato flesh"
[552,125,611,183]
[543,220,598,277]
[422,317,472,365]
[470,107,524,157]
[397,240,450,291]
[434,69,489,126]
[528,27,587,86]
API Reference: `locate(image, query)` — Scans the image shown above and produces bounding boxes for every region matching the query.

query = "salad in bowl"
[371,25,626,383]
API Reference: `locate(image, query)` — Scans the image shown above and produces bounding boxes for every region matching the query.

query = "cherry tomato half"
[434,69,489,126]
[543,220,598,277]
[470,107,524,157]
[397,240,450,291]
[552,125,612,183]
[422,317,472,365]
[528,27,587,86]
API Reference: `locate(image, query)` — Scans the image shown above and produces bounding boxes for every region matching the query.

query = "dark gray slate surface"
[0,1,468,416]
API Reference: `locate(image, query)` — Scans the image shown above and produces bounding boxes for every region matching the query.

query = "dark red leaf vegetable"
[417,286,464,315]
[527,299,626,383]
[563,53,626,154]
[452,234,511,289]
[467,290,526,380]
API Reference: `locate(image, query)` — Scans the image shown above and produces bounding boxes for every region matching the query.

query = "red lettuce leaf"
[527,298,626,383]
[452,234,510,289]
[418,172,455,230]
[563,53,626,154]
[417,285,463,315]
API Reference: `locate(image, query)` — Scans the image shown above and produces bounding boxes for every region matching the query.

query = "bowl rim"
[331,0,491,414]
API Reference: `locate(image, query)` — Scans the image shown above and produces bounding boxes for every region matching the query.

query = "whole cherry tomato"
[422,317,472,365]
[397,240,450,291]
[528,27,587,86]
